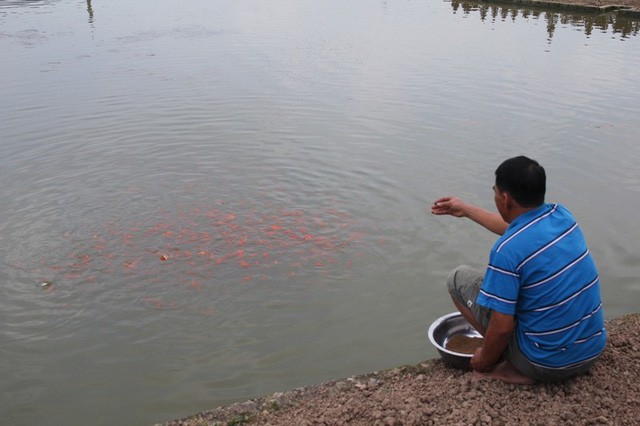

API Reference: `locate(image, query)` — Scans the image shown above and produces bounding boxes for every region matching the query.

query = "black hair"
[495,156,546,207]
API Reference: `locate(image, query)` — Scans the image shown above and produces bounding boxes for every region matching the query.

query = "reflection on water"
[0,0,92,22]
[451,0,640,40]
[86,0,93,23]
[0,0,58,8]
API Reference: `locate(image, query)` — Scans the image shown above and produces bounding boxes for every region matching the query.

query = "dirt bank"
[163,313,640,425]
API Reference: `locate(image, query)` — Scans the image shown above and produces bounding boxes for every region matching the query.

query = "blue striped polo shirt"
[477,203,606,369]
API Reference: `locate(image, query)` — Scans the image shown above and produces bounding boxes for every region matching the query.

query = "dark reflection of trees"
[86,0,94,23]
[450,0,640,40]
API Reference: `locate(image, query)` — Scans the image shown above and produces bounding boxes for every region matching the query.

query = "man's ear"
[496,190,508,209]
[503,191,515,210]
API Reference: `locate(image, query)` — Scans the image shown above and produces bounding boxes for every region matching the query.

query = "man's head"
[493,156,545,222]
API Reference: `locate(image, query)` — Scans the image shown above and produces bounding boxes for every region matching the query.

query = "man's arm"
[470,311,515,372]
[431,196,508,236]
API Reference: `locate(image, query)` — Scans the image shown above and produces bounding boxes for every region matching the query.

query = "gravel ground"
[163,313,640,425]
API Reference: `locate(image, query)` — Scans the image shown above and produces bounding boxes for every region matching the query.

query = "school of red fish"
[36,202,368,311]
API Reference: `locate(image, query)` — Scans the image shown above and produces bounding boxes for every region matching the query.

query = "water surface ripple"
[1,0,639,424]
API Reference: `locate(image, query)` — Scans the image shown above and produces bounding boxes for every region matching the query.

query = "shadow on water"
[449,0,640,40]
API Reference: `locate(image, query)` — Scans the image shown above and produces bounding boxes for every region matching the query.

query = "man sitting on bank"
[432,156,606,384]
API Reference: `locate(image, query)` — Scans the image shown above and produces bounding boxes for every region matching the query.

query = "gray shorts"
[447,265,595,382]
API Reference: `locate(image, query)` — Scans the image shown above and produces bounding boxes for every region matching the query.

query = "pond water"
[1,0,639,424]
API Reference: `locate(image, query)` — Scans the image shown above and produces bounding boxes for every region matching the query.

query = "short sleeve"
[476,250,519,315]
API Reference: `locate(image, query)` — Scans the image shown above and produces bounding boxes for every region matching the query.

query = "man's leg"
[446,265,536,385]
[447,265,490,335]
[451,298,486,336]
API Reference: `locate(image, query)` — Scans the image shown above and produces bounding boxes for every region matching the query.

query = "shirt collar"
[506,203,551,232]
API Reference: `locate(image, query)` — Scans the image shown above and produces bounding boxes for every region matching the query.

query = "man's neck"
[506,204,541,224]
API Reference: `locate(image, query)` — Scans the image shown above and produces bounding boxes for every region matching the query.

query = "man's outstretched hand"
[430,195,507,235]
[431,196,469,218]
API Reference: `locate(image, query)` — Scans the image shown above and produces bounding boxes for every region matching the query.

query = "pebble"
[335,381,350,391]
[383,416,397,425]
[404,397,418,405]
[423,406,436,416]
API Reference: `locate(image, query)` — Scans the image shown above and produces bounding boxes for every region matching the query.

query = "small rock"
[422,406,435,416]
[404,397,418,405]
[383,416,397,425]
[335,381,349,391]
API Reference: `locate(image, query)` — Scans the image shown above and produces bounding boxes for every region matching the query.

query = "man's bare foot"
[472,360,536,385]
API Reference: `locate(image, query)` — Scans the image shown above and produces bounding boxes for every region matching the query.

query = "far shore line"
[460,0,640,16]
